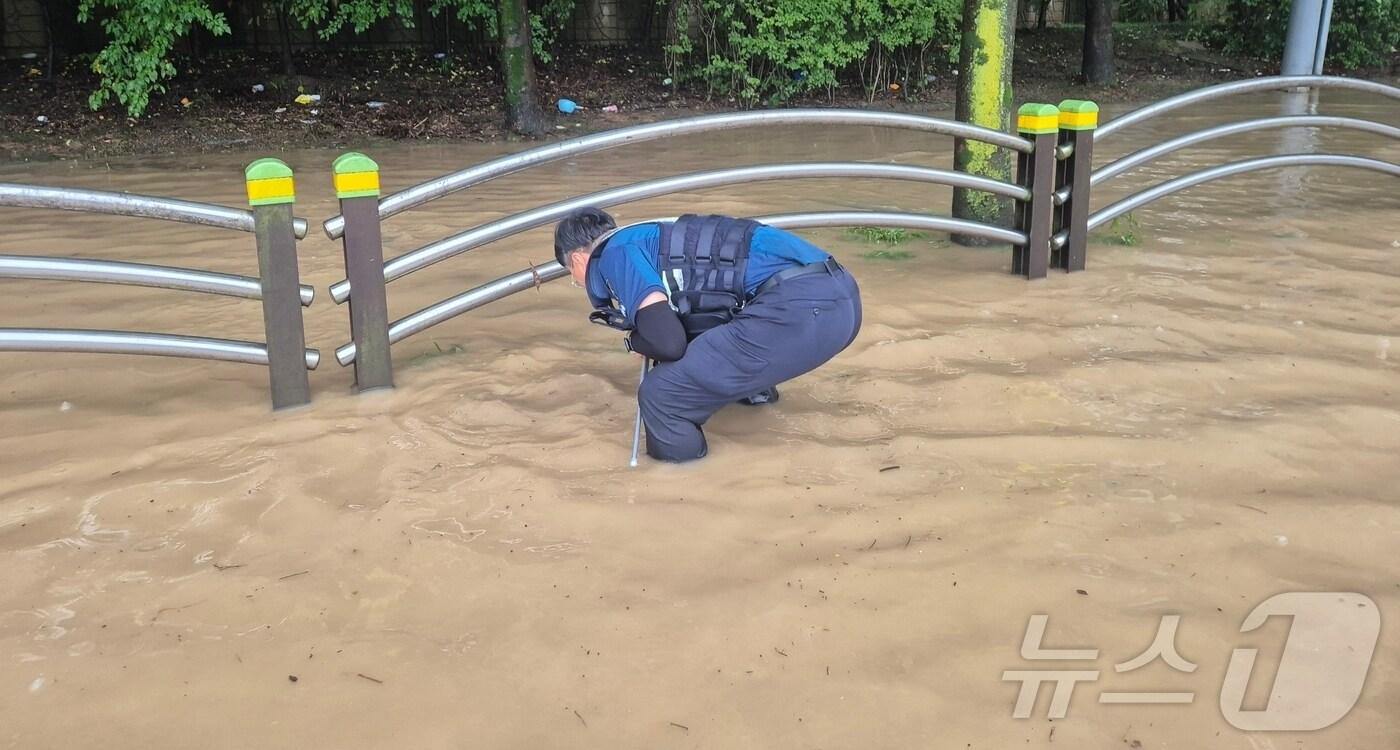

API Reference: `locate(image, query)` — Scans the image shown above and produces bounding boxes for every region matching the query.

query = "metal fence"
[320,110,1059,385]
[0,159,318,409]
[320,76,1400,391]
[1049,75,1400,270]
[5,76,1397,409]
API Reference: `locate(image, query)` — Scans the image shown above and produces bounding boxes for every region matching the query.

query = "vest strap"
[658,214,759,338]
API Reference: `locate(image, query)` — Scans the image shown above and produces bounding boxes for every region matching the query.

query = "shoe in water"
[739,386,779,406]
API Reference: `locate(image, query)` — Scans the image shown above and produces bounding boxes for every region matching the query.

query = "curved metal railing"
[0,329,319,369]
[1094,76,1400,143]
[0,254,315,306]
[1046,76,1400,276]
[0,183,310,239]
[1051,153,1400,250]
[334,210,1025,365]
[2,163,318,408]
[1054,115,1400,204]
[327,162,1029,304]
[321,109,1034,239]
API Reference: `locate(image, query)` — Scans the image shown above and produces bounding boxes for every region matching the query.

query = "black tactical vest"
[587,214,759,338]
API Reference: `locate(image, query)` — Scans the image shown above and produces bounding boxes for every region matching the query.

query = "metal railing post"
[245,158,312,410]
[333,152,394,390]
[1056,100,1098,272]
[1013,103,1059,279]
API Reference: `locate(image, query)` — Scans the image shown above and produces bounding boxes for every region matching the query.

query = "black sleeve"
[627,302,688,361]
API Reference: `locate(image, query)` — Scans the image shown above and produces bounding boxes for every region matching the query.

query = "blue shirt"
[586,223,830,326]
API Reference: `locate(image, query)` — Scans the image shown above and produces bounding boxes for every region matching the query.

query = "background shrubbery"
[22,0,1400,118]
[1191,0,1400,70]
[661,0,963,105]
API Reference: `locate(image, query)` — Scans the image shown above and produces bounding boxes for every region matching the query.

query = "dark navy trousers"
[638,265,862,462]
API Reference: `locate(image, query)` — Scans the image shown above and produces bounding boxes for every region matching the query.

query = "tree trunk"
[275,3,296,76]
[1082,0,1116,84]
[951,0,1017,246]
[1037,0,1050,29]
[39,0,55,79]
[497,0,548,136]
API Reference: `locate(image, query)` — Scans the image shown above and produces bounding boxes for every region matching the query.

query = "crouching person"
[554,207,862,462]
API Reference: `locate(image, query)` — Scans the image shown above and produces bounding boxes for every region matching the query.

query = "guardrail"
[324,76,1399,387]
[319,110,1034,240]
[1049,76,1400,271]
[10,77,1390,412]
[324,106,1065,383]
[0,183,311,239]
[0,159,318,409]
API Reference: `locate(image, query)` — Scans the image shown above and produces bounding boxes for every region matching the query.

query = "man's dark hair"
[554,207,617,267]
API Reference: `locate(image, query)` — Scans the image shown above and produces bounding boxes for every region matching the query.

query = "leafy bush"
[431,0,575,63]
[863,248,917,260]
[1193,0,1400,69]
[299,0,416,37]
[529,0,578,63]
[664,0,962,105]
[77,0,576,117]
[1096,213,1142,246]
[78,0,230,116]
[847,226,924,244]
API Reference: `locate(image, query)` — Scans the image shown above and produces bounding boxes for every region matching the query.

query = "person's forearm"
[628,303,687,361]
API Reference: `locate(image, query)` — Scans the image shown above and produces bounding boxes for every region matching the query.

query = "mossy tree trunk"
[497,0,548,136]
[951,0,1017,246]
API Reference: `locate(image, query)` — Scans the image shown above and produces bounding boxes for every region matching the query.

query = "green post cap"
[245,158,293,181]
[332,152,381,199]
[1016,103,1060,135]
[1057,100,1100,131]
[333,152,379,174]
[244,158,295,206]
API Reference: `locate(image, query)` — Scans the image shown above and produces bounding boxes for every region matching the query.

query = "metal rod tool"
[630,357,649,467]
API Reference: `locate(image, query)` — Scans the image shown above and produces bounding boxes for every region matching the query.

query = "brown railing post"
[333,152,394,390]
[1056,100,1099,272]
[245,158,312,410]
[1013,103,1059,279]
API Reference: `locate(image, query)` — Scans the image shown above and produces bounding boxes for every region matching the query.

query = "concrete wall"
[1019,0,1074,27]
[2,0,46,59]
[566,0,665,44]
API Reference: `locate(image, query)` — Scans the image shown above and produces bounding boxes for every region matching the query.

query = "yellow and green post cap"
[333,152,381,199]
[1017,103,1060,136]
[1057,99,1100,131]
[245,158,295,206]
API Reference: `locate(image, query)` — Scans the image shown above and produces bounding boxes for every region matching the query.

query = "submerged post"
[1282,0,1326,75]
[246,158,312,410]
[333,152,394,391]
[1056,100,1098,272]
[1013,104,1059,279]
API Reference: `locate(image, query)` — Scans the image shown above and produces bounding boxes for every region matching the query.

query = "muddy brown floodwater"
[1,95,1397,749]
